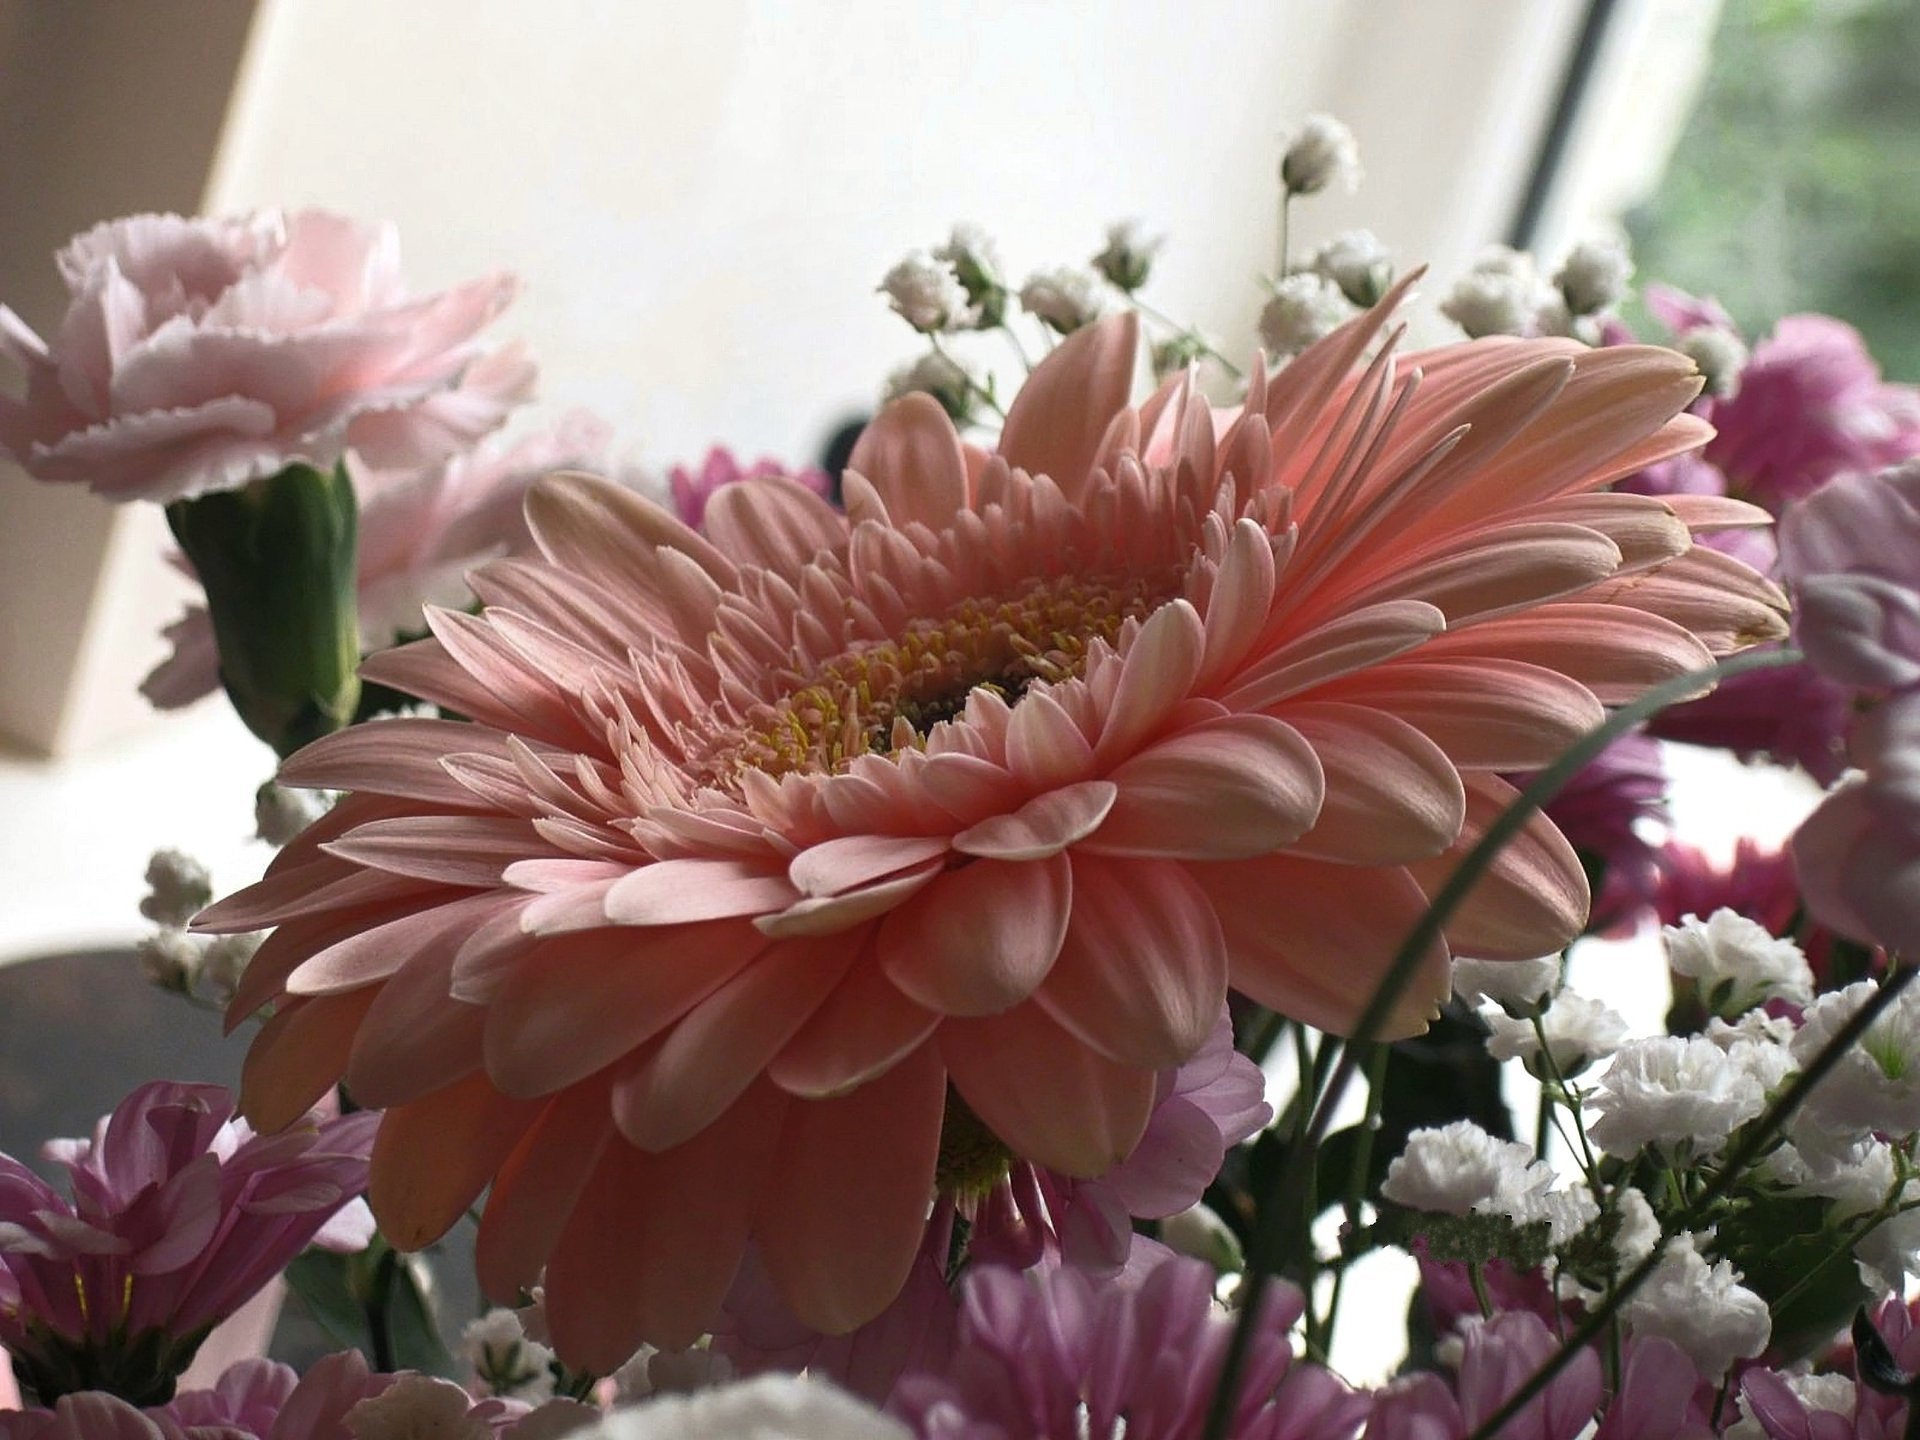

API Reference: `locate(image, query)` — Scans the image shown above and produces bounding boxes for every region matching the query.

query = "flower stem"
[1199,645,1806,1440]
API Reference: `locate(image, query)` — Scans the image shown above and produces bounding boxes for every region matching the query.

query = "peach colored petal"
[482,922,768,1098]
[240,992,376,1133]
[287,894,518,999]
[604,858,800,925]
[877,855,1071,1016]
[1086,714,1323,859]
[756,1045,944,1334]
[1004,687,1098,789]
[951,781,1117,861]
[344,939,485,1108]
[1415,601,1714,705]
[525,468,737,590]
[941,1004,1155,1177]
[544,1085,786,1367]
[477,1081,615,1300]
[1033,855,1227,1069]
[790,834,953,897]
[1192,856,1450,1038]
[767,955,942,1098]
[276,718,526,805]
[1312,658,1604,771]
[1092,600,1206,765]
[1222,599,1445,711]
[371,1074,541,1250]
[1405,775,1589,960]
[609,936,856,1152]
[845,391,969,529]
[1283,703,1465,864]
[701,476,849,580]
[998,311,1139,499]
[753,859,943,938]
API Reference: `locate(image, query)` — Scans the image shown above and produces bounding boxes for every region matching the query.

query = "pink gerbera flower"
[197,286,1785,1369]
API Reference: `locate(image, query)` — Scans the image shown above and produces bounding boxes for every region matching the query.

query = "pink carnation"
[1708,315,1920,513]
[0,210,530,504]
[140,412,618,710]
[886,1256,1363,1440]
[0,1083,375,1407]
[1794,693,1920,956]
[1779,463,1920,694]
[666,447,833,528]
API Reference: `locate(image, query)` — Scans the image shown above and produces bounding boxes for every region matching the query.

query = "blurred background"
[0,0,1913,1376]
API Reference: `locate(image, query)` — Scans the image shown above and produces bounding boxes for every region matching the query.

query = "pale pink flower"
[1364,1312,1601,1440]
[0,210,529,504]
[141,412,618,710]
[0,1084,375,1407]
[667,447,833,529]
[886,1256,1361,1440]
[1592,1339,1715,1440]
[198,288,1784,1369]
[1779,462,1920,694]
[1794,693,1920,955]
[1646,649,1855,785]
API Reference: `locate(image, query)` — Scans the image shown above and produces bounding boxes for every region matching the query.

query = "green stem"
[1462,960,1919,1440]
[929,336,1005,419]
[1129,296,1245,379]
[1200,645,1804,1440]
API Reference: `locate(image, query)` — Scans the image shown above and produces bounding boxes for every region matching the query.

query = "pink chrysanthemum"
[198,289,1785,1368]
[0,1084,374,1407]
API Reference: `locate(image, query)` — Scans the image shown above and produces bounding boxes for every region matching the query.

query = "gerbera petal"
[371,1074,542,1250]
[345,938,486,1108]
[1033,855,1228,1069]
[877,854,1071,1016]
[789,834,952,898]
[476,1080,616,1300]
[701,475,849,579]
[1085,713,1323,859]
[768,951,942,1098]
[544,1085,786,1368]
[845,391,969,529]
[1312,658,1604,770]
[756,1045,944,1334]
[604,858,800,926]
[941,1003,1156,1177]
[998,311,1140,499]
[1282,703,1466,864]
[239,992,376,1133]
[609,936,857,1152]
[1092,599,1206,765]
[951,781,1117,861]
[1192,856,1450,1038]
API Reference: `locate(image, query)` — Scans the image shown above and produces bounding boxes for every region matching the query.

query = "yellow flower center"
[699,568,1178,789]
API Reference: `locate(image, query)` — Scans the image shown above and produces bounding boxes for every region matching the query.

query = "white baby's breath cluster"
[1789,979,1920,1172]
[1619,1233,1771,1381]
[1018,266,1107,335]
[1382,1119,1596,1245]
[135,846,260,1005]
[879,252,977,334]
[1440,235,1634,343]
[1665,908,1815,1018]
[1258,272,1352,358]
[462,1307,557,1403]
[1280,114,1361,196]
[1484,991,1629,1079]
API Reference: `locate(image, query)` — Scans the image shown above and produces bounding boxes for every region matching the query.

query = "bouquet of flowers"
[5,115,1920,1440]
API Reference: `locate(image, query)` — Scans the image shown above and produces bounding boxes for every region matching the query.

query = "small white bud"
[1309,229,1393,307]
[1090,218,1163,293]
[462,1307,556,1403]
[1258,272,1353,357]
[1454,955,1561,1012]
[1554,235,1634,316]
[1280,114,1361,196]
[883,350,978,424]
[137,929,203,994]
[1484,993,1629,1080]
[197,932,261,1004]
[141,849,212,928]
[1018,266,1107,335]
[1161,1202,1243,1271]
[1440,249,1549,339]
[1677,327,1748,399]
[255,781,331,847]
[933,223,1007,327]
[880,251,976,334]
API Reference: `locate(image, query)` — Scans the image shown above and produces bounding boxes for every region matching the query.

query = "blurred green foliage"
[1628,0,1920,378]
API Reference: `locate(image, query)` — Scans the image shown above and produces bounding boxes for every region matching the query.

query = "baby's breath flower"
[1309,229,1393,307]
[1280,114,1361,196]
[1484,992,1628,1079]
[136,929,202,994]
[1666,908,1814,1017]
[1619,1233,1770,1380]
[1790,980,1920,1172]
[463,1307,557,1402]
[1554,235,1633,317]
[1454,955,1561,1012]
[198,932,261,1005]
[1150,331,1212,380]
[1440,249,1551,339]
[256,780,331,847]
[1382,1120,1594,1245]
[1258,272,1352,357]
[880,252,976,334]
[933,223,1007,328]
[1678,327,1749,399]
[141,848,211,928]
[883,350,978,425]
[1018,267,1106,335]
[1090,219,1163,294]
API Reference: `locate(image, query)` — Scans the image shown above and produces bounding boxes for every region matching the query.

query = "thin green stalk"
[1462,960,1920,1440]
[1129,296,1245,379]
[929,336,1005,419]
[1200,645,1803,1440]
